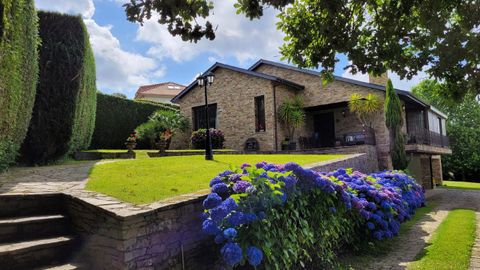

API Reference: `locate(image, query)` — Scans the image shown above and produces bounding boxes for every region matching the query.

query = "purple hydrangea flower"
[229,174,243,183]
[232,180,252,193]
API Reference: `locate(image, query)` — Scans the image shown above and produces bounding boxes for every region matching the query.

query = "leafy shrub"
[191,129,225,149]
[0,0,39,170]
[201,163,425,269]
[90,93,177,149]
[20,12,96,164]
[135,110,189,147]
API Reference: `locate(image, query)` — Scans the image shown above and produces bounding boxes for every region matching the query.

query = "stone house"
[172,60,451,189]
[135,82,185,104]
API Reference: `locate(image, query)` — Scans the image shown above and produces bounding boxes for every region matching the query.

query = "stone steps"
[0,236,77,269]
[0,194,64,218]
[0,194,81,269]
[0,214,69,242]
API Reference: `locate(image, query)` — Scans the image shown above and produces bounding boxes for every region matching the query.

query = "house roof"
[249,59,445,114]
[135,82,185,98]
[171,62,305,103]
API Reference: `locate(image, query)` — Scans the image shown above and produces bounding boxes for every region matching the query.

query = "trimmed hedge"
[90,92,177,149]
[20,12,97,164]
[0,0,39,171]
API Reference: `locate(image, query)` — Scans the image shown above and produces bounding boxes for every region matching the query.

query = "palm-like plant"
[278,96,305,141]
[348,93,382,128]
[135,110,189,147]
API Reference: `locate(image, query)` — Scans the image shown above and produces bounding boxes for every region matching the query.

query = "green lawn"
[85,149,236,160]
[408,209,476,270]
[339,204,435,269]
[86,154,343,204]
[442,180,480,190]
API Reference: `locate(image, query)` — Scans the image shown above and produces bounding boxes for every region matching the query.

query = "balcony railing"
[407,128,450,148]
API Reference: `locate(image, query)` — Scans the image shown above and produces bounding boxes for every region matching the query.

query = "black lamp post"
[197,72,215,160]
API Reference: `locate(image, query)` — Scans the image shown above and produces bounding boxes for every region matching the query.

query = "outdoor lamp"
[206,72,215,85]
[197,72,215,160]
[197,74,205,86]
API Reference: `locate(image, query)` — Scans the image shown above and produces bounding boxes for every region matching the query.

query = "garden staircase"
[0,194,83,269]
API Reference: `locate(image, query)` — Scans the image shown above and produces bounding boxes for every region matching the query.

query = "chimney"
[369,72,389,86]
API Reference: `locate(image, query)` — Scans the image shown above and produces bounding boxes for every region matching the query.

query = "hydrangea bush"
[201,162,425,269]
[191,128,225,149]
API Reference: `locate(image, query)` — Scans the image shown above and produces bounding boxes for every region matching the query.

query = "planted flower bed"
[201,162,425,269]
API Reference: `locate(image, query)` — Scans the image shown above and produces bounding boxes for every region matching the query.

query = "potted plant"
[278,96,305,150]
[135,110,189,153]
[125,132,137,153]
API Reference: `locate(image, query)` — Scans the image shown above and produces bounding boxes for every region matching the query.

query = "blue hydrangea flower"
[203,193,222,209]
[219,170,234,177]
[366,222,375,230]
[221,243,243,266]
[223,228,237,241]
[212,183,229,195]
[246,246,263,267]
[209,176,223,187]
[202,219,221,235]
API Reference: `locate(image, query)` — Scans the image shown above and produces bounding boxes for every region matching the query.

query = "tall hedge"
[90,93,177,149]
[20,12,97,164]
[0,0,39,171]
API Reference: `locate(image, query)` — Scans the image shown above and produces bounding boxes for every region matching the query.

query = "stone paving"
[1,164,480,269]
[0,162,209,217]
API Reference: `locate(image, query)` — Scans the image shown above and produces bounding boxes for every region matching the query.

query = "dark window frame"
[255,95,266,132]
[192,104,217,130]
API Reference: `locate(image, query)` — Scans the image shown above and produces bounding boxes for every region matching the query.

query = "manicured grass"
[408,209,476,270]
[339,204,435,269]
[441,180,480,190]
[86,154,343,204]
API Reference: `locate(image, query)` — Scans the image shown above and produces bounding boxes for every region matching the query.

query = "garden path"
[366,188,480,270]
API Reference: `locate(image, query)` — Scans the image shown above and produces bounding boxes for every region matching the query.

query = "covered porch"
[298,102,376,150]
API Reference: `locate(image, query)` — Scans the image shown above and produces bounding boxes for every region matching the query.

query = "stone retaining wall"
[60,153,378,269]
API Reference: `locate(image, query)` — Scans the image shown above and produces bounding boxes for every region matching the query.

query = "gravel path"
[366,188,480,270]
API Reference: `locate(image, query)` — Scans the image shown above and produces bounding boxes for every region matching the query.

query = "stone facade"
[175,60,449,185]
[253,64,394,170]
[176,67,300,151]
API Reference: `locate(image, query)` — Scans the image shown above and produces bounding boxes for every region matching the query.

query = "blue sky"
[35,0,427,98]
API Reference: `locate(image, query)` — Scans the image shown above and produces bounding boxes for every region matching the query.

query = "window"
[193,104,217,130]
[255,96,266,132]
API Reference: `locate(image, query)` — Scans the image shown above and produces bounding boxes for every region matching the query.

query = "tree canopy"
[124,0,480,99]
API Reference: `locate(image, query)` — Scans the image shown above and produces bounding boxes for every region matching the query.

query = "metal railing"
[407,128,450,148]
[299,126,376,149]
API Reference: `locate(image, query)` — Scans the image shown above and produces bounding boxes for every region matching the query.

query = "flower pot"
[155,141,167,154]
[125,142,136,153]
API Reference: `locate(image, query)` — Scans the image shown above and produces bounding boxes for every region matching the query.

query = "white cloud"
[84,20,161,93]
[136,0,284,65]
[34,0,164,96]
[35,0,95,19]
